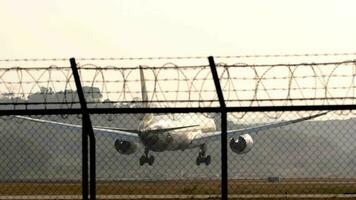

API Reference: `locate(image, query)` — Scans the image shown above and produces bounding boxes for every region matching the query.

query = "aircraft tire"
[148,155,154,166]
[196,157,202,166]
[205,155,211,165]
[139,156,146,166]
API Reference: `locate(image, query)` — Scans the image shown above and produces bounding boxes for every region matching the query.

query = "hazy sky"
[1,0,356,59]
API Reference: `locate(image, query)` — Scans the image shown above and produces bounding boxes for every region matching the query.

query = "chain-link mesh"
[228,111,356,198]
[92,113,221,198]
[2,111,356,199]
[0,115,82,197]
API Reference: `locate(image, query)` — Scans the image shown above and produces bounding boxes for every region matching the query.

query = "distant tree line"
[0,86,126,109]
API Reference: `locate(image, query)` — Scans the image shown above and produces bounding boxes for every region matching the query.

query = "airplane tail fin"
[139,66,153,128]
[139,65,149,108]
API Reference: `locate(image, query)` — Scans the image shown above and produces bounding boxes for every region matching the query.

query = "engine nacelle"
[230,134,254,154]
[114,140,138,155]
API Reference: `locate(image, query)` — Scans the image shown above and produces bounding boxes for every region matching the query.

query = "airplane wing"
[14,116,140,143]
[190,112,328,146]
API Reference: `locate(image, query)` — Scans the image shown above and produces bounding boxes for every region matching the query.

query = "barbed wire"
[1,59,356,119]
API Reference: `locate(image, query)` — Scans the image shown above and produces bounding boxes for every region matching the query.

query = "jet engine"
[230,134,254,154]
[114,140,138,154]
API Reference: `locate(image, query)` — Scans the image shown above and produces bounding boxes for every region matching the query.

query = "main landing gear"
[140,148,155,166]
[196,144,211,166]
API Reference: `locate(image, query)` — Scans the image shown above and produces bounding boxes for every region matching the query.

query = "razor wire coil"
[0,58,356,119]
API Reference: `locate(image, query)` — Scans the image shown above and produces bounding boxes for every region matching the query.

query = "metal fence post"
[70,58,96,200]
[208,56,228,200]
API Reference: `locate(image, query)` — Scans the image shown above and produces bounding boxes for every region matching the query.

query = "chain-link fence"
[1,55,356,199]
[227,111,356,197]
[2,111,356,199]
[0,115,82,196]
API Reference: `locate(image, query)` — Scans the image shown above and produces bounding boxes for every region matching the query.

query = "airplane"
[15,66,328,166]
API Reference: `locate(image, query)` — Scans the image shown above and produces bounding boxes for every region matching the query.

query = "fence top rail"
[0,104,355,116]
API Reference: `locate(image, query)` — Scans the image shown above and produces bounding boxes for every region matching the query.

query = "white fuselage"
[138,115,216,152]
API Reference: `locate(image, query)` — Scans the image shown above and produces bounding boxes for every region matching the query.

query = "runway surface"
[1,194,356,200]
[2,179,356,199]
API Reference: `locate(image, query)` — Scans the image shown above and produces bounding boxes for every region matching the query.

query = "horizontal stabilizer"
[144,124,200,133]
[96,124,200,134]
[93,125,141,134]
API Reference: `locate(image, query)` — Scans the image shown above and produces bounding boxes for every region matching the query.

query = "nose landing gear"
[140,148,155,166]
[196,144,211,166]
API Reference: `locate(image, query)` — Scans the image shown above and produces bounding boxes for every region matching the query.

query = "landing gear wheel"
[148,155,155,166]
[205,155,211,166]
[196,144,211,166]
[196,157,201,166]
[139,156,146,166]
[140,148,154,166]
